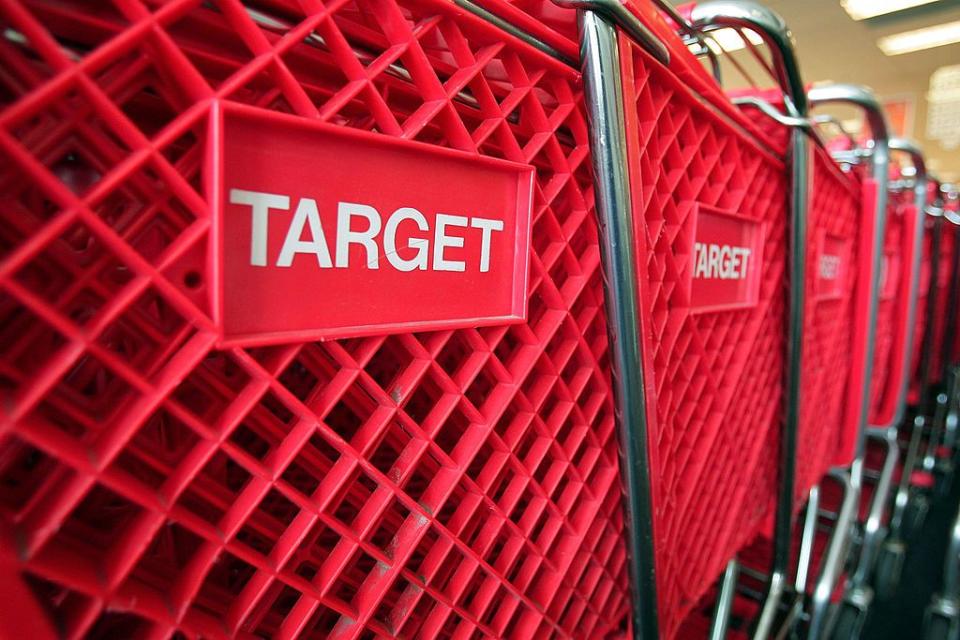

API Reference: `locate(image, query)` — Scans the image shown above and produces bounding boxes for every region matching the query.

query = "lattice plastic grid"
[0,0,632,637]
[620,39,789,640]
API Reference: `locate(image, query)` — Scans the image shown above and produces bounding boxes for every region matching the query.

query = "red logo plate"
[209,102,535,346]
[814,231,851,301]
[688,204,765,313]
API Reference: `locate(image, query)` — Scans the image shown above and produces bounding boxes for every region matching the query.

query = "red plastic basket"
[797,138,871,484]
[618,36,788,640]
[868,179,920,427]
[0,1,636,638]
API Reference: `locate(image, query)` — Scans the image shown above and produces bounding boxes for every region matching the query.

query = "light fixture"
[701,28,764,54]
[878,20,960,55]
[841,0,939,21]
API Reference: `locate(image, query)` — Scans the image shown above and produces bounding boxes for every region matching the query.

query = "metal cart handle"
[808,83,891,187]
[690,0,807,116]
[550,0,671,64]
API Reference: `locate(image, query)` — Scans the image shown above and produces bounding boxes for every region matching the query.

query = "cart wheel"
[874,539,906,600]
[904,492,931,539]
[829,601,867,640]
[923,610,959,640]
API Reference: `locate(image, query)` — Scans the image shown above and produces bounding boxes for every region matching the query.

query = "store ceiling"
[671,0,960,181]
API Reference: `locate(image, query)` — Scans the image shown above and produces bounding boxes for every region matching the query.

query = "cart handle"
[690,0,807,116]
[550,0,670,65]
[808,83,890,188]
[890,138,928,205]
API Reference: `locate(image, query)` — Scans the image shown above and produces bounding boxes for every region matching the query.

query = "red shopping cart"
[718,84,890,640]
[0,0,834,638]
[828,139,928,633]
[0,1,642,638]
[483,3,801,637]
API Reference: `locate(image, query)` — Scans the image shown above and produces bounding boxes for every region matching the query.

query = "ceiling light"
[878,20,960,55]
[702,28,764,54]
[841,0,940,21]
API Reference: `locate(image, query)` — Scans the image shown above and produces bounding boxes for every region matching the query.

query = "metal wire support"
[576,9,659,639]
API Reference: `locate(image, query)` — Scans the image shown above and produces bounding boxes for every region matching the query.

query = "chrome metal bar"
[731,96,811,128]
[578,10,658,638]
[812,114,857,148]
[851,428,900,585]
[709,560,740,640]
[690,0,807,116]
[754,570,788,639]
[454,0,577,66]
[649,0,723,81]
[808,466,861,639]
[891,414,928,534]
[754,121,809,640]
[795,485,821,594]
[552,0,670,65]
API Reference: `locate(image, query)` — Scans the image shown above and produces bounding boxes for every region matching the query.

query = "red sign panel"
[208,102,535,346]
[814,231,851,301]
[688,204,765,313]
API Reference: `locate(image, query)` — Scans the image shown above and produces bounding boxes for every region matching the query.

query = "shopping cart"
[0,0,815,637]
[831,139,928,636]
[507,1,806,636]
[724,84,890,640]
[0,1,642,638]
[874,177,955,600]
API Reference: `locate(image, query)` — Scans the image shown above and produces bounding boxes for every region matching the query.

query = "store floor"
[863,467,960,638]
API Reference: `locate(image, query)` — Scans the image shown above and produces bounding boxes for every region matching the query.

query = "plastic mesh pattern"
[796,148,863,493]
[620,41,788,639]
[0,1,632,637]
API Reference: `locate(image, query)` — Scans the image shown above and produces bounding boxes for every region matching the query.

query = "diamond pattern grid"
[0,0,632,638]
[620,41,789,639]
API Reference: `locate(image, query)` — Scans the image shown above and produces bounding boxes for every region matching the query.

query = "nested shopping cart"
[829,139,928,633]
[872,176,959,603]
[0,0,799,639]
[714,83,890,639]
[474,2,807,637]
[0,1,643,638]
